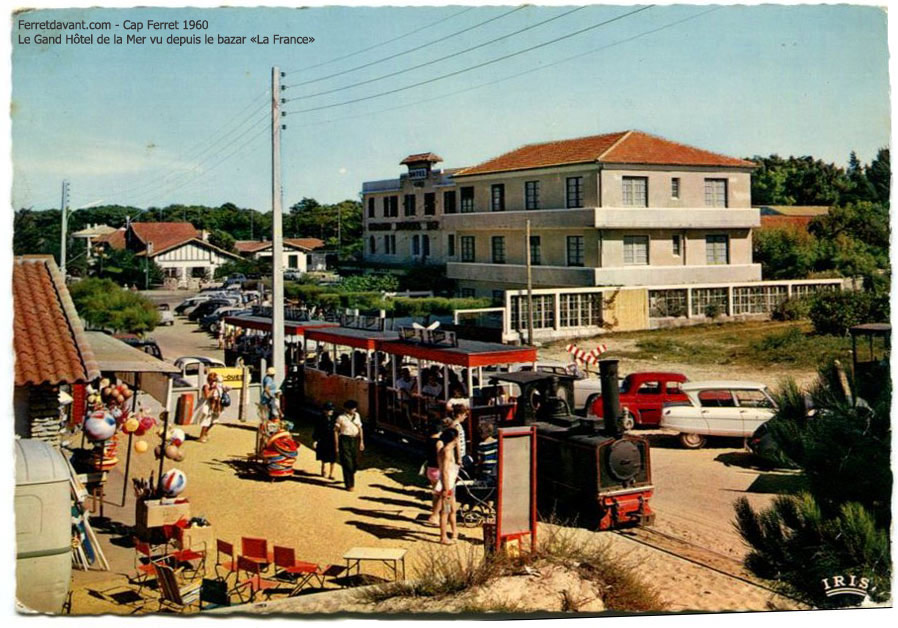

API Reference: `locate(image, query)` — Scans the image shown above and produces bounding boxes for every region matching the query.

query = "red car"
[590,372,689,428]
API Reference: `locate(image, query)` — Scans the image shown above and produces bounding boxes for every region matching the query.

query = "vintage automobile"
[174,295,210,315]
[588,372,688,428]
[157,303,175,326]
[172,356,226,389]
[513,360,604,413]
[660,381,777,448]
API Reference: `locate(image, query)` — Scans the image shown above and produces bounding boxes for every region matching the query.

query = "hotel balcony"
[447,262,763,287]
[441,207,760,230]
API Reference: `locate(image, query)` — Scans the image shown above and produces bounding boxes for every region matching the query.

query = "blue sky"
[9,3,890,211]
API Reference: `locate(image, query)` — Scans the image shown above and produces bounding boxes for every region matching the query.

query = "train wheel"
[679,433,706,449]
[461,506,483,527]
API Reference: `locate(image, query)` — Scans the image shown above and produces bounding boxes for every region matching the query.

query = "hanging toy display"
[161,468,187,496]
[84,410,117,442]
[261,430,298,479]
[134,439,149,454]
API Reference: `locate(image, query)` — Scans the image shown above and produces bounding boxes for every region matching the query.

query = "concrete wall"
[600,166,752,208]
[453,164,599,212]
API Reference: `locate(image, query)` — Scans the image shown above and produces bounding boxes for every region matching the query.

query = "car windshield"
[619,377,633,394]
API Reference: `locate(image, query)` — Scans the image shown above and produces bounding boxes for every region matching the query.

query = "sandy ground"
[63,293,811,615]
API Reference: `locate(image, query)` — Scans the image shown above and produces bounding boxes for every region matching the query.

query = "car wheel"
[679,433,706,449]
[621,410,636,431]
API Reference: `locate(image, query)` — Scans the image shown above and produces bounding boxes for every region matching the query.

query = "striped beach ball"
[161,468,187,496]
[84,411,117,441]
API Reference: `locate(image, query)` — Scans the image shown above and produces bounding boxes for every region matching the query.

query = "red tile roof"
[13,256,100,386]
[235,238,326,254]
[284,238,325,251]
[234,240,270,254]
[130,222,199,255]
[457,130,754,176]
[401,153,443,165]
[96,228,126,250]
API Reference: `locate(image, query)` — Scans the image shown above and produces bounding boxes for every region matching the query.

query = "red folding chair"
[169,526,207,580]
[272,546,320,595]
[215,539,239,583]
[133,540,167,594]
[240,536,273,571]
[234,555,280,603]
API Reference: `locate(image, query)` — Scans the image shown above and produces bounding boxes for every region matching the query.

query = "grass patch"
[596,321,852,370]
[358,522,664,613]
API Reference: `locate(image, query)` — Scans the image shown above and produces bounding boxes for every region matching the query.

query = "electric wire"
[282,5,529,90]
[287,7,718,134]
[282,6,476,75]
[282,5,654,115]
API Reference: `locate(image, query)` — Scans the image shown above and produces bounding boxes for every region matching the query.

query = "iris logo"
[820,574,871,599]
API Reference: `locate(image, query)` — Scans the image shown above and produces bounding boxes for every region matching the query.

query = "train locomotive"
[488,359,654,530]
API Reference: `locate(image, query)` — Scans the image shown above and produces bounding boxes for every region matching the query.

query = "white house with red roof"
[361,131,762,298]
[233,237,327,274]
[97,221,241,285]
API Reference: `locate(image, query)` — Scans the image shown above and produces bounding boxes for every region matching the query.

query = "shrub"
[772,296,812,321]
[69,278,160,333]
[704,302,722,319]
[391,297,491,317]
[808,289,888,335]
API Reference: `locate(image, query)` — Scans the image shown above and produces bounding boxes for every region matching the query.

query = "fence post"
[238,362,250,423]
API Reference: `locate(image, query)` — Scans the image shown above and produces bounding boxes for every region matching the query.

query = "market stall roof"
[224,314,338,335]
[305,327,399,351]
[85,332,180,374]
[379,337,537,368]
[13,255,100,386]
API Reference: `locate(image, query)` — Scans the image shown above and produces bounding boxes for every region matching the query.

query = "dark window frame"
[566,235,585,267]
[491,235,506,264]
[525,180,541,210]
[566,176,584,208]
[491,184,505,212]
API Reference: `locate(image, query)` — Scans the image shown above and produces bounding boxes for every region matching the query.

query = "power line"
[288,7,719,134]
[283,5,528,90]
[282,6,476,75]
[282,5,654,116]
[79,92,269,201]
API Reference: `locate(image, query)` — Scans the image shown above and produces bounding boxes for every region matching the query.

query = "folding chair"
[169,526,207,580]
[154,563,201,613]
[316,563,348,588]
[215,539,239,583]
[272,546,320,595]
[234,555,280,603]
[133,541,166,594]
[240,536,273,571]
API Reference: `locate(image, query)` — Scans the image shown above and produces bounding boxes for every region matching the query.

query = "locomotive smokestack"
[599,359,623,438]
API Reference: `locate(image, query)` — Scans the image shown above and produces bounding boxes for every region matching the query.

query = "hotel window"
[623,235,649,265]
[491,236,506,264]
[566,235,585,267]
[424,192,436,216]
[704,179,728,207]
[460,288,476,299]
[672,234,681,256]
[368,197,375,218]
[412,234,420,256]
[443,190,457,214]
[369,236,376,254]
[383,195,398,217]
[491,184,505,211]
[384,234,396,255]
[460,236,475,262]
[447,234,456,257]
[525,181,540,210]
[460,187,475,213]
[529,235,541,265]
[382,197,389,217]
[403,194,416,216]
[671,177,680,199]
[622,177,648,207]
[422,234,430,257]
[566,176,584,208]
[492,290,504,306]
[706,234,729,265]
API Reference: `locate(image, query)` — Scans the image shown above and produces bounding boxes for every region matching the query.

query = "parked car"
[172,356,226,388]
[112,334,164,360]
[223,274,246,289]
[174,295,209,315]
[188,297,241,322]
[514,360,604,413]
[660,381,777,448]
[201,306,249,333]
[589,372,689,428]
[284,269,303,281]
[157,303,175,326]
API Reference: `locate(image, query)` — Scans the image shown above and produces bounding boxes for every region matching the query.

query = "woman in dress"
[313,402,338,479]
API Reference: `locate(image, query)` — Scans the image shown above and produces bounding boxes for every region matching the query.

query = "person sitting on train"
[337,354,352,376]
[421,374,443,399]
[445,385,469,413]
[396,368,416,397]
[318,352,334,373]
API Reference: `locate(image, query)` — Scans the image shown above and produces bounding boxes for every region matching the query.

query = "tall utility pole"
[271,66,286,386]
[525,219,534,346]
[59,180,70,277]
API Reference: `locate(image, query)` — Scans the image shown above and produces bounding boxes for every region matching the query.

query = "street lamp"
[59,186,103,278]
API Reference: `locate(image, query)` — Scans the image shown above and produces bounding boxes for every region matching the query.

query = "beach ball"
[161,468,187,496]
[134,440,149,454]
[137,414,155,434]
[165,444,181,460]
[122,417,140,434]
[84,411,117,441]
[168,428,186,447]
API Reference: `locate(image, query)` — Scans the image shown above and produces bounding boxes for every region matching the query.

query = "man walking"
[334,400,364,491]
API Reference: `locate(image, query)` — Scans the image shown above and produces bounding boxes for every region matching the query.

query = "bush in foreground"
[69,278,160,333]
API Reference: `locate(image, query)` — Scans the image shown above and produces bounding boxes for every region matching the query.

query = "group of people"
[312,400,365,491]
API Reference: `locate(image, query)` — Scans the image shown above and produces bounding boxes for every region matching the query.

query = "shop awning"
[85,332,180,374]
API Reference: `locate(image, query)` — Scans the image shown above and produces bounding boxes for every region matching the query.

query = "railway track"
[612,526,803,605]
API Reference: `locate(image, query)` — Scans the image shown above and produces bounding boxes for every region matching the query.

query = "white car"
[660,381,777,449]
[172,356,226,389]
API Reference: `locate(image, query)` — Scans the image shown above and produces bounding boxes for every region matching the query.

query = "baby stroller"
[455,456,497,527]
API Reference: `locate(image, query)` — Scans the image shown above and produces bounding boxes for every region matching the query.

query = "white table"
[342,547,407,582]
